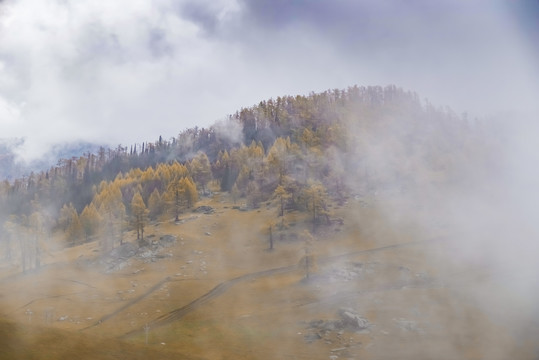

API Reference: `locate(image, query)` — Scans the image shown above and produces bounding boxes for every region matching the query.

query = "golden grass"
[0,194,537,359]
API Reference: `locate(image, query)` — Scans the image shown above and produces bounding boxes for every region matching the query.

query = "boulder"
[194,206,214,214]
[160,235,177,244]
[338,308,371,331]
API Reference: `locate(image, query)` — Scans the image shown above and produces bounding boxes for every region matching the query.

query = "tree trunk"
[269,225,273,250]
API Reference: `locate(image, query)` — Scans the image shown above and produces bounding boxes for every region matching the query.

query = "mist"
[1,0,538,163]
[0,1,538,359]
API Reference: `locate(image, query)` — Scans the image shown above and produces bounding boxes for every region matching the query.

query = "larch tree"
[266,137,298,186]
[131,191,148,245]
[1,220,13,261]
[230,183,240,204]
[300,230,316,280]
[80,203,101,241]
[96,183,127,249]
[273,184,291,219]
[66,211,83,245]
[28,210,44,270]
[181,177,198,208]
[147,188,163,220]
[166,178,186,222]
[58,203,77,233]
[234,165,252,196]
[304,182,331,233]
[190,152,212,195]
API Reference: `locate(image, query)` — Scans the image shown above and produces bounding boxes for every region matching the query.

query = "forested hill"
[0,85,497,272]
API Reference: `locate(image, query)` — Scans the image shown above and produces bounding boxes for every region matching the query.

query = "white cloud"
[0,0,537,162]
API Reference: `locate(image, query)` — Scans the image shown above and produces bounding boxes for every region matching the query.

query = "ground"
[0,193,537,359]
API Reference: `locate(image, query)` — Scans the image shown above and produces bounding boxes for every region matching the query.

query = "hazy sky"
[0,0,538,161]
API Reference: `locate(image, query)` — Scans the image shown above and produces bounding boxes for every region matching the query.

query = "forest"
[0,85,497,273]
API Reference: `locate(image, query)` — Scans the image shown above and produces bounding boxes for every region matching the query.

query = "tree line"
[0,85,497,272]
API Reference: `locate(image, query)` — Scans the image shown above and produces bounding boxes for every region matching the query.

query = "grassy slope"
[0,317,201,360]
[0,193,537,360]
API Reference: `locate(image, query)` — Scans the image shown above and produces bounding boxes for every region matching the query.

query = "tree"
[131,191,148,245]
[3,217,18,265]
[266,137,298,185]
[182,177,198,208]
[234,165,252,195]
[80,203,101,241]
[1,221,13,261]
[95,183,126,249]
[303,182,331,233]
[66,211,83,245]
[147,188,163,220]
[268,222,274,250]
[300,230,316,280]
[166,178,185,222]
[190,152,212,195]
[58,203,77,233]
[165,177,198,221]
[273,184,291,219]
[246,181,261,208]
[230,183,240,204]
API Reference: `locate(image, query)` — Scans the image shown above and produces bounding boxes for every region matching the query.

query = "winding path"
[118,238,443,338]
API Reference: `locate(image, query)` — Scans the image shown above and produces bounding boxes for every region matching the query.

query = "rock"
[107,243,138,259]
[338,308,371,331]
[195,206,214,214]
[304,333,321,343]
[160,235,176,244]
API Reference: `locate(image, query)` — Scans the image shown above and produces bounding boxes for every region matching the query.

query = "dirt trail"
[81,276,172,331]
[120,238,443,338]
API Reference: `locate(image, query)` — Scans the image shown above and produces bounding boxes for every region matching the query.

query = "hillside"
[0,193,537,359]
[0,86,537,359]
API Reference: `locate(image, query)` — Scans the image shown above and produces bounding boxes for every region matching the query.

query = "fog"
[0,1,538,359]
[0,0,537,162]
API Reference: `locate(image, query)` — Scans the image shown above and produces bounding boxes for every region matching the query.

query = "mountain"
[0,86,536,360]
[0,139,104,181]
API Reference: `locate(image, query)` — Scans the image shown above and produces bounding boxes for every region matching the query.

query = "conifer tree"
[166,178,185,222]
[266,137,298,185]
[80,203,101,241]
[58,203,77,233]
[66,211,83,245]
[182,177,198,208]
[147,188,163,220]
[131,191,148,245]
[273,184,290,218]
[95,183,126,250]
[190,152,212,195]
[304,182,331,233]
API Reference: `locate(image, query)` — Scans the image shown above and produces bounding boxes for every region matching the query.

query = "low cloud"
[0,0,537,164]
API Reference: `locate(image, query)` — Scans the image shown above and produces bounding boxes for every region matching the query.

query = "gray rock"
[338,308,371,331]
[160,235,177,244]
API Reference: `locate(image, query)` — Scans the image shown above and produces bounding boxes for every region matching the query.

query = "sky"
[0,0,538,161]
